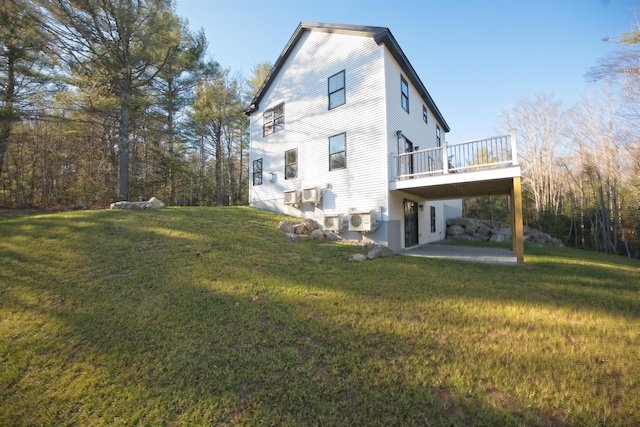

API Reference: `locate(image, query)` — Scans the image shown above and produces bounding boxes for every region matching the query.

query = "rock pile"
[110,197,165,210]
[68,203,87,211]
[277,219,395,260]
[446,217,562,246]
[278,219,332,242]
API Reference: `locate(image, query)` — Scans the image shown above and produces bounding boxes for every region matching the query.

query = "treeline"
[0,0,270,207]
[463,26,640,258]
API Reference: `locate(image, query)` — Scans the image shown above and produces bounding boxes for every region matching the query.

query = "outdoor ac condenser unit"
[323,214,345,232]
[301,186,323,205]
[348,210,378,232]
[283,189,300,206]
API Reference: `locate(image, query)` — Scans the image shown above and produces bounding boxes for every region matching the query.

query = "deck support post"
[511,176,524,265]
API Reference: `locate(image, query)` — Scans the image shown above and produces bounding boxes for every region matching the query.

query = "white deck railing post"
[442,141,448,174]
[509,128,518,166]
[393,155,398,180]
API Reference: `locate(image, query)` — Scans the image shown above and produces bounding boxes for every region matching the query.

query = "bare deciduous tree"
[501,93,568,230]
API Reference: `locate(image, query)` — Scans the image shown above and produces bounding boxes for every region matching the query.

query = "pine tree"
[42,0,182,201]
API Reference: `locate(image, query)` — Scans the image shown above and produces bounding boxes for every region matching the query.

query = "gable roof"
[244,22,450,133]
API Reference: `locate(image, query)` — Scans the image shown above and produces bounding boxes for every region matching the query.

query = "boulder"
[489,228,511,242]
[323,231,343,241]
[464,218,480,234]
[109,197,165,210]
[367,246,395,259]
[293,223,307,234]
[278,221,296,234]
[447,224,465,236]
[285,233,299,242]
[475,223,492,237]
[447,217,479,232]
[308,229,325,240]
[302,219,319,233]
[472,232,491,241]
[349,253,367,262]
[144,197,165,209]
[69,203,87,211]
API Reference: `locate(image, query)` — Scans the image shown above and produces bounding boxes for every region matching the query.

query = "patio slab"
[400,243,518,266]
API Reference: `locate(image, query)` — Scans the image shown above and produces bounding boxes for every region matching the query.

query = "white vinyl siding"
[381,47,452,247]
[249,30,386,218]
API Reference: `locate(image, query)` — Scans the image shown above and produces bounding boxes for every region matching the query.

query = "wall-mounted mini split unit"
[301,186,324,205]
[283,189,301,206]
[323,214,345,232]
[348,210,380,232]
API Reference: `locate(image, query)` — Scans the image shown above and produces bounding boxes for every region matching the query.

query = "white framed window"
[285,148,297,179]
[423,105,428,124]
[253,158,262,186]
[329,132,346,170]
[263,103,284,136]
[401,76,409,112]
[328,70,345,109]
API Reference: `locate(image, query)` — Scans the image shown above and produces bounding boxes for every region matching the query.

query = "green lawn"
[1,207,638,426]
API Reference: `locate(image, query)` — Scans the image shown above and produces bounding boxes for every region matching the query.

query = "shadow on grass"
[1,207,638,425]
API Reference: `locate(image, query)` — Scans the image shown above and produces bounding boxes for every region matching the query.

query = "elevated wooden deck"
[390,130,524,264]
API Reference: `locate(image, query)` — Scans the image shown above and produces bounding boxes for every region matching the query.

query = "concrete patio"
[400,243,519,265]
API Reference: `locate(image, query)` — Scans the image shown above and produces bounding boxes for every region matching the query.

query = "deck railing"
[394,129,518,180]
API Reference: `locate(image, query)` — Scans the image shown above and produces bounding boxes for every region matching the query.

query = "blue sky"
[176,0,639,142]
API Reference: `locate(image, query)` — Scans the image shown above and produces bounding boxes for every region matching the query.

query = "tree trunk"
[238,128,244,204]
[214,123,223,205]
[117,87,131,201]
[227,132,234,206]
[0,53,16,179]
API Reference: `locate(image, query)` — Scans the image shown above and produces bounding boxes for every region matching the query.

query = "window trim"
[329,132,347,171]
[284,148,297,179]
[423,105,428,124]
[401,76,409,113]
[328,70,346,110]
[252,158,263,186]
[263,103,284,137]
[436,125,441,147]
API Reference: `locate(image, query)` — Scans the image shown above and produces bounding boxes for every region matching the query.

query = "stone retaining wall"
[446,217,562,246]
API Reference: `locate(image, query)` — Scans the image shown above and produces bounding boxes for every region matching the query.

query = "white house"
[246,22,524,262]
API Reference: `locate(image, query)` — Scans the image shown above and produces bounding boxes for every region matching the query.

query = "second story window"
[253,158,262,186]
[329,132,346,170]
[263,103,284,136]
[285,148,297,179]
[328,70,345,109]
[423,105,428,124]
[436,125,441,147]
[401,76,409,112]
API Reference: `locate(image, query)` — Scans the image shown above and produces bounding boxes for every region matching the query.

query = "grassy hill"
[1,207,638,426]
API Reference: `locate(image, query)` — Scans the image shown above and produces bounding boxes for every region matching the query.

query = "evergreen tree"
[42,0,182,201]
[0,0,55,178]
